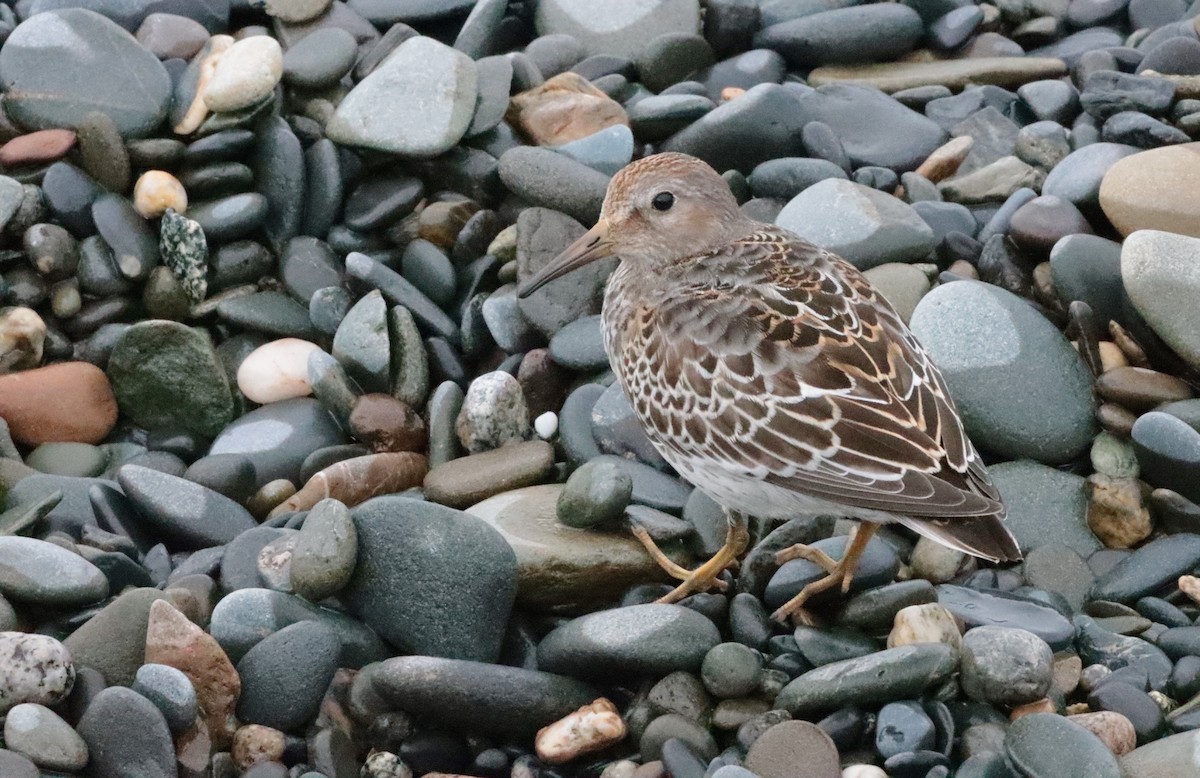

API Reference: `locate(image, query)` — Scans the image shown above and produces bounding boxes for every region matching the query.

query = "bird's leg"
[650,510,750,603]
[770,523,879,623]
[629,525,703,581]
[774,543,841,572]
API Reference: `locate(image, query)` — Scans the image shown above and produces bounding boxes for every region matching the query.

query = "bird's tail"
[895,513,1023,563]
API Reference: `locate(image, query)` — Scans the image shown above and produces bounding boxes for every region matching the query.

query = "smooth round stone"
[910,281,1095,464]
[64,587,167,688]
[3,702,87,771]
[538,603,720,679]
[754,4,924,68]
[202,35,282,112]
[1,9,171,137]
[1049,234,1123,327]
[960,626,1053,705]
[290,497,356,602]
[662,84,807,173]
[1042,143,1139,214]
[133,171,187,221]
[107,321,233,438]
[776,178,935,270]
[937,584,1075,651]
[400,239,455,306]
[209,587,386,667]
[118,464,256,549]
[548,314,607,371]
[535,0,700,59]
[634,33,714,93]
[1120,730,1200,777]
[990,460,1096,555]
[1087,681,1164,744]
[328,36,476,157]
[344,173,424,233]
[629,94,717,140]
[188,193,269,244]
[642,714,718,761]
[373,655,597,737]
[0,128,76,167]
[1130,412,1200,503]
[282,27,356,90]
[500,146,611,225]
[309,287,352,336]
[466,484,672,611]
[596,454,692,514]
[237,338,320,405]
[552,124,634,176]
[209,397,346,487]
[456,371,530,453]
[1006,713,1121,778]
[1008,195,1094,257]
[344,496,517,663]
[556,458,632,529]
[1023,544,1094,611]
[874,700,935,759]
[1091,533,1200,604]
[92,195,158,283]
[0,537,107,607]
[862,263,931,323]
[838,579,937,633]
[236,620,338,732]
[25,441,104,477]
[135,12,208,59]
[742,719,840,778]
[330,289,389,394]
[748,157,848,200]
[765,534,899,611]
[131,664,196,735]
[76,687,175,778]
[278,238,340,305]
[0,633,74,714]
[1102,145,1200,238]
[41,162,102,236]
[701,642,763,699]
[216,290,319,340]
[1122,230,1200,371]
[777,643,957,716]
[425,440,554,509]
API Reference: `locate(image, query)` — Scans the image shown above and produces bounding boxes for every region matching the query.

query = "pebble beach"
[2,0,1200,777]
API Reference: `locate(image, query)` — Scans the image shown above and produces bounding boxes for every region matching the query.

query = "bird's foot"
[769,523,879,624]
[633,513,750,603]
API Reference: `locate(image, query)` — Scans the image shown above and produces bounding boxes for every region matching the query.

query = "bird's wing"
[614,228,1018,558]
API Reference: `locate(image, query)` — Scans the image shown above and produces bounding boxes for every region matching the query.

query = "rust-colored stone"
[268,452,429,518]
[536,697,627,764]
[508,72,629,146]
[349,393,427,453]
[0,362,117,445]
[0,129,76,167]
[144,600,241,751]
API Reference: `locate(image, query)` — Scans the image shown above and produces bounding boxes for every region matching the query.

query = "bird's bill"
[516,218,613,298]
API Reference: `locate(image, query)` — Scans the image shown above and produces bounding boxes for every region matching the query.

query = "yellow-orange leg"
[631,512,749,601]
[770,522,879,623]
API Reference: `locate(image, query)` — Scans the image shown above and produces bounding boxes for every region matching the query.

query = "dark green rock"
[776,643,958,715]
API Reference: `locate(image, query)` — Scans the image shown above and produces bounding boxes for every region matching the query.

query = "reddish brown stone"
[268,452,429,517]
[518,349,571,419]
[0,129,76,168]
[507,72,630,146]
[144,600,241,751]
[349,393,427,452]
[0,362,117,445]
[418,200,480,249]
[1096,365,1193,413]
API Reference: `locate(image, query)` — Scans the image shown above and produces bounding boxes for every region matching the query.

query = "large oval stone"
[1100,143,1200,238]
[1121,230,1200,372]
[776,643,957,715]
[326,36,476,158]
[0,537,107,607]
[344,496,518,663]
[910,280,1096,464]
[0,9,171,137]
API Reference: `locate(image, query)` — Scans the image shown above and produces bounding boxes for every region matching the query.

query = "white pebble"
[202,35,283,113]
[843,766,888,778]
[535,411,558,440]
[236,338,321,404]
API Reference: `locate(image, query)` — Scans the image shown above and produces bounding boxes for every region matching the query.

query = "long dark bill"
[516,218,613,298]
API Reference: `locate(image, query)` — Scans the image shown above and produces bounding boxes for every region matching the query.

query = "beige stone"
[916,136,974,183]
[1086,474,1152,549]
[466,484,678,612]
[888,603,962,650]
[1068,711,1136,756]
[1100,144,1200,238]
[508,72,629,146]
[0,307,44,373]
[236,337,320,404]
[808,56,1067,93]
[535,697,626,765]
[202,35,283,113]
[232,724,285,770]
[133,170,187,218]
[269,452,428,517]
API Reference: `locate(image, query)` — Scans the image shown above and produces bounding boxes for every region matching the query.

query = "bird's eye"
[651,191,675,211]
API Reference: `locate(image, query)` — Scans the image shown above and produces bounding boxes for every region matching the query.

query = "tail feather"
[895,513,1023,563]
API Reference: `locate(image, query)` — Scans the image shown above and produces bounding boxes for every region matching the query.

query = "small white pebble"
[535,411,558,440]
[843,766,888,778]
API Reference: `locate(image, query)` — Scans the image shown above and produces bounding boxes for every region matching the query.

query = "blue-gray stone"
[208,398,346,487]
[236,620,339,733]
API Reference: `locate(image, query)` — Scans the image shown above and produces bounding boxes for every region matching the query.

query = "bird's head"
[517,152,746,298]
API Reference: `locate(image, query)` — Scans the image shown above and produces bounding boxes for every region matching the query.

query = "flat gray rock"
[327,36,477,158]
[1122,230,1200,372]
[776,178,936,269]
[535,0,701,59]
[372,656,599,737]
[0,9,171,137]
[76,687,175,778]
[0,537,107,607]
[910,280,1096,464]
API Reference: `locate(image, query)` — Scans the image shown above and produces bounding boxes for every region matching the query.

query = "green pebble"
[556,459,633,528]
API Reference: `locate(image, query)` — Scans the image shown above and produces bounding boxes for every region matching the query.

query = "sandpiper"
[518,152,1021,622]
